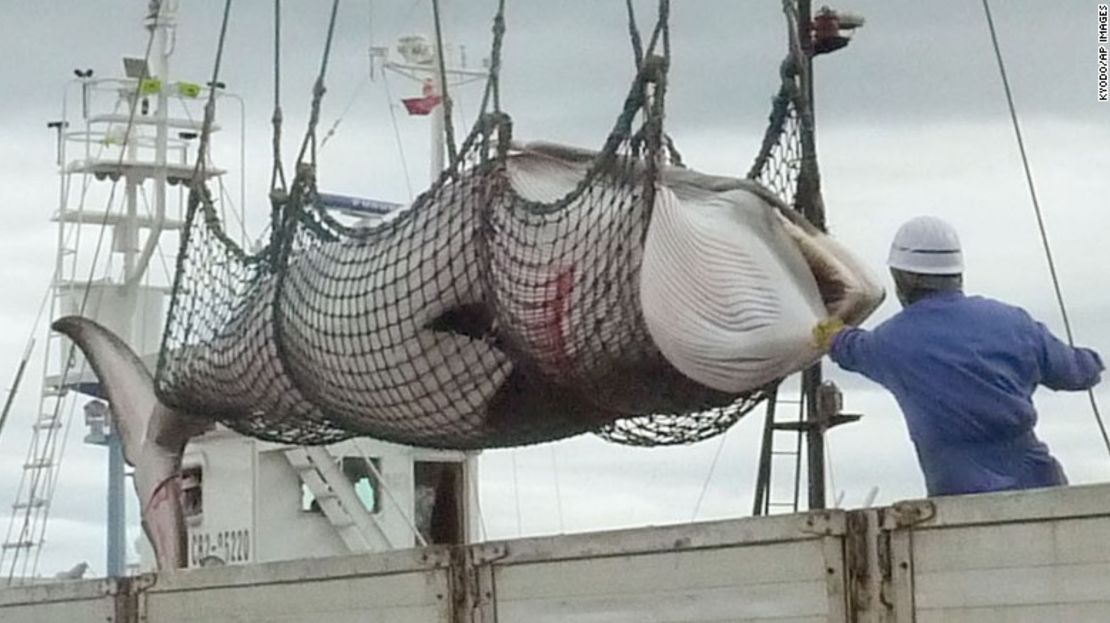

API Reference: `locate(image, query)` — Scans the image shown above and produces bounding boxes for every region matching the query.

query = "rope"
[624,0,683,166]
[270,0,287,193]
[981,0,1109,457]
[430,0,458,168]
[294,0,341,168]
[476,0,506,116]
[191,0,234,185]
[625,0,645,69]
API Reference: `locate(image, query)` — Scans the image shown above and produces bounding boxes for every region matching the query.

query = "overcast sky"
[0,0,1107,578]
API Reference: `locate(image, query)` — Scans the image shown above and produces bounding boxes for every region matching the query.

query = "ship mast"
[1,0,238,583]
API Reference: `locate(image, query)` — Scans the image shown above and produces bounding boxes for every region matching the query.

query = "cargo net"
[595,8,817,445]
[155,1,816,449]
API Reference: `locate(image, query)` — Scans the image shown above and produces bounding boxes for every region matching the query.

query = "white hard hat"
[887,216,963,275]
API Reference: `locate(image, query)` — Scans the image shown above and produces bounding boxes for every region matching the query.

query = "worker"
[812,216,1104,497]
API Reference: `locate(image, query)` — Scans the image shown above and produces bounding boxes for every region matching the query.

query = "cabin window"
[414,461,465,546]
[300,456,381,514]
[181,465,203,520]
[342,456,381,514]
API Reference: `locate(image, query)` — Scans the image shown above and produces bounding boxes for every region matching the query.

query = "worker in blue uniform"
[813,216,1104,497]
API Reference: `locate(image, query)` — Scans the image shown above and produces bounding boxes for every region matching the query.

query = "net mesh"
[155,2,816,449]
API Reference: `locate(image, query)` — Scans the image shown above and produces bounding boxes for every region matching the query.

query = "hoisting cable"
[270,0,288,193]
[625,0,645,69]
[981,0,1109,457]
[623,0,683,166]
[430,0,458,169]
[294,0,341,169]
[191,0,234,185]
[475,0,506,117]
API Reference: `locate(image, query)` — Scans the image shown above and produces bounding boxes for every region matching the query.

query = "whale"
[54,141,883,568]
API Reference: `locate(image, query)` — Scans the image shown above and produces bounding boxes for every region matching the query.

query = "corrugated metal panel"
[138,547,454,623]
[0,579,118,623]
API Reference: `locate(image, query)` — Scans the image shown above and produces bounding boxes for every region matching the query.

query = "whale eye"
[425,303,493,340]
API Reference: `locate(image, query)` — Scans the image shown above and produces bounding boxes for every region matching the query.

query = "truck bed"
[3,482,1108,622]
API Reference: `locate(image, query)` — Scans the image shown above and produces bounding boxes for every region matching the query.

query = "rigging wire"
[690,431,730,522]
[549,446,566,533]
[509,450,523,537]
[318,74,371,152]
[381,73,416,200]
[981,0,1110,458]
[0,287,50,445]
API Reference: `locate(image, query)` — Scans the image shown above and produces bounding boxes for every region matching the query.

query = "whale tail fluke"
[52,316,207,570]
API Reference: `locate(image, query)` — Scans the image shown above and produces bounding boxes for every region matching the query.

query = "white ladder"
[1,242,79,583]
[283,446,393,553]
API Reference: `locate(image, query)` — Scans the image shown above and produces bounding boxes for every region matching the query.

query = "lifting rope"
[270,0,287,194]
[157,0,793,450]
[293,0,341,170]
[190,0,233,186]
[980,0,1110,458]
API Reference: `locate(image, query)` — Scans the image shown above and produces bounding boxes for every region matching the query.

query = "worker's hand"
[811,317,845,351]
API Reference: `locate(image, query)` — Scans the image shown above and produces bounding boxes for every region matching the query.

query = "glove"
[811,317,845,351]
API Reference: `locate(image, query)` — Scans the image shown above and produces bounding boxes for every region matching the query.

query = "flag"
[402,94,442,116]
[402,79,442,116]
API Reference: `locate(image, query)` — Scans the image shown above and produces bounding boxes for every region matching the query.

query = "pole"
[126,0,172,287]
[106,429,126,577]
[105,0,176,576]
[152,5,170,265]
[430,52,446,183]
[752,387,779,515]
[793,0,828,511]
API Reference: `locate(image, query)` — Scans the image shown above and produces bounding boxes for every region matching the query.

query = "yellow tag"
[811,317,845,350]
[139,77,162,95]
[176,81,202,98]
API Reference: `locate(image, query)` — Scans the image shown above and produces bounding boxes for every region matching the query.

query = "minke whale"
[54,141,883,568]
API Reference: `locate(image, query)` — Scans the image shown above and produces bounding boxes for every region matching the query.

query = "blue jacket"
[829,291,1104,497]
